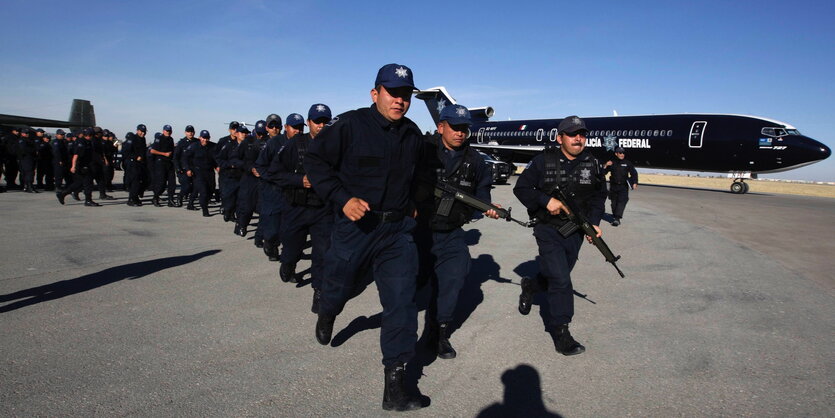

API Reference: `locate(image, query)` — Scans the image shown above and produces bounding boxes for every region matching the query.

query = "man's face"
[267,125,280,137]
[557,131,587,159]
[186,131,194,139]
[83,134,93,141]
[200,136,208,146]
[137,130,146,137]
[284,124,303,139]
[35,131,44,138]
[56,134,65,140]
[371,85,412,122]
[438,121,469,150]
[615,152,625,160]
[20,131,29,138]
[307,118,328,139]
[163,130,172,137]
[235,131,247,141]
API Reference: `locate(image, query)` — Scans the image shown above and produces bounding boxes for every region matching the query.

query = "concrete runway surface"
[1,179,832,417]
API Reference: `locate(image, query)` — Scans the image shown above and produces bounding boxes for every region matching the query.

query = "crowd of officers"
[0,63,639,412]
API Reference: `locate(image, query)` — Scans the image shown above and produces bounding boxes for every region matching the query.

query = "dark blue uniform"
[235,135,267,235]
[65,137,95,201]
[17,135,38,192]
[183,140,217,215]
[174,136,196,205]
[513,148,606,328]
[305,105,423,367]
[152,134,177,203]
[36,137,53,190]
[216,138,243,219]
[51,136,70,189]
[122,133,148,204]
[413,134,492,326]
[255,133,291,258]
[274,133,333,292]
[604,157,638,222]
[2,131,20,188]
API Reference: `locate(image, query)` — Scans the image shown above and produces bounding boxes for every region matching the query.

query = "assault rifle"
[551,186,626,278]
[434,180,531,228]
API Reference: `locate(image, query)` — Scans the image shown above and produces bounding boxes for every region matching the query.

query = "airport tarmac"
[1,180,833,417]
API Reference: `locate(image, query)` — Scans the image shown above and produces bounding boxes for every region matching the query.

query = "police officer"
[215,122,240,213]
[604,147,638,226]
[235,120,268,237]
[413,104,501,360]
[123,124,148,206]
[255,114,297,261]
[17,128,39,193]
[103,130,118,192]
[2,127,20,189]
[51,129,70,190]
[66,132,80,201]
[150,125,177,206]
[174,125,197,207]
[216,125,246,222]
[513,115,606,356]
[274,104,334,314]
[57,128,100,206]
[35,129,54,190]
[91,127,115,201]
[305,63,425,411]
[183,130,218,217]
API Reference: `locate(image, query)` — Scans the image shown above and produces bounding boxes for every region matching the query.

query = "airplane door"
[548,128,558,142]
[689,121,707,148]
[477,127,486,144]
[536,128,544,142]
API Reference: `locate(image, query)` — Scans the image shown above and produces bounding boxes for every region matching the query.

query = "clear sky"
[2,0,833,181]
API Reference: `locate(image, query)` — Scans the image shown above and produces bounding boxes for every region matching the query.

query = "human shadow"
[0,250,221,313]
[642,183,770,196]
[330,312,382,347]
[477,364,562,417]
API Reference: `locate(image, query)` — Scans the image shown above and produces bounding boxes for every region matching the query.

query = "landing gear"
[730,179,749,194]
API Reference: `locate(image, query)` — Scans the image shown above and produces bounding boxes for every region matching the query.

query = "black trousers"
[153,160,176,199]
[67,169,94,200]
[532,224,583,329]
[608,183,630,219]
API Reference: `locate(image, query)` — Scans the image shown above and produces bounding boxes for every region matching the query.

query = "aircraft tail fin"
[69,99,95,130]
[415,86,494,125]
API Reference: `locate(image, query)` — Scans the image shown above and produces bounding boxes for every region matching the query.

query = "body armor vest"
[537,146,603,230]
[285,136,324,207]
[430,146,480,231]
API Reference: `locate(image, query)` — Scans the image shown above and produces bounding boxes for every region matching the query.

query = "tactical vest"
[537,146,603,229]
[609,160,630,184]
[284,136,324,207]
[430,146,481,231]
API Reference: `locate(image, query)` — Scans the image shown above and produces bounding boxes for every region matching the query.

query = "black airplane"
[416,87,831,194]
[0,99,96,132]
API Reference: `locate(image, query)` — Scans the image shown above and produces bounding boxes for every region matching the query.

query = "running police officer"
[513,115,606,356]
[174,125,197,207]
[413,104,500,360]
[274,104,334,314]
[57,128,100,206]
[216,125,246,222]
[183,130,218,217]
[235,120,268,237]
[123,124,148,206]
[51,129,70,190]
[255,114,298,262]
[305,63,425,411]
[151,124,177,206]
[604,147,638,226]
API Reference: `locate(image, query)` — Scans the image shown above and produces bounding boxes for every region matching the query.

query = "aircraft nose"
[805,136,831,161]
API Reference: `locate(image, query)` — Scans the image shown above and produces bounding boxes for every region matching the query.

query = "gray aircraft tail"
[415,86,493,125]
[69,99,95,131]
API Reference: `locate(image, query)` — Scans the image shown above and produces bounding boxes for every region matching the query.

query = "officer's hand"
[484,203,501,219]
[215,167,220,173]
[302,175,311,188]
[137,156,142,161]
[586,225,602,244]
[632,184,638,190]
[70,166,76,174]
[252,168,260,177]
[604,160,613,167]
[343,197,370,221]
[187,170,192,177]
[546,198,570,216]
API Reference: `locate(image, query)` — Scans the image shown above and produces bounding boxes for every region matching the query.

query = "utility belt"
[362,209,405,225]
[283,187,324,207]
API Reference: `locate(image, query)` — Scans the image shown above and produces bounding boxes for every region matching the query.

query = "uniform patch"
[579,168,592,184]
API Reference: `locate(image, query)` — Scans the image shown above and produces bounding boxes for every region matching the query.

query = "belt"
[365,210,405,224]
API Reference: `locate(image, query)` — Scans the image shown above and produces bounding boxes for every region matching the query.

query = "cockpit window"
[761,127,788,137]
[786,129,801,135]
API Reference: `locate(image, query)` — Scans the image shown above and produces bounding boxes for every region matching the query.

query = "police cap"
[93,126,103,134]
[557,115,588,135]
[614,147,625,153]
[200,130,210,139]
[56,129,65,135]
[137,124,147,132]
[439,104,472,126]
[266,113,281,128]
[82,127,94,136]
[162,124,173,132]
[236,125,250,134]
[374,63,416,90]
[228,121,240,130]
[308,104,332,121]
[286,113,305,127]
[185,125,195,133]
[154,132,162,139]
[254,120,267,135]
[36,128,45,133]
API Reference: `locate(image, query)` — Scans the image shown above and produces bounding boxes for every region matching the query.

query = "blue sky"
[2,0,833,181]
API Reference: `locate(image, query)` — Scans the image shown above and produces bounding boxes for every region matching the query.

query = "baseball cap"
[82,127,94,135]
[56,129,65,135]
[557,115,588,135]
[266,113,281,128]
[286,113,305,127]
[308,104,332,121]
[185,125,195,133]
[35,128,45,133]
[439,104,472,126]
[199,130,210,139]
[614,147,625,153]
[162,124,173,132]
[136,124,147,132]
[229,121,240,130]
[374,63,416,89]
[236,125,250,134]
[154,132,162,139]
[254,120,267,135]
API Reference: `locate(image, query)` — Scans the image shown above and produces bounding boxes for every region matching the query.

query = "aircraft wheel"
[742,182,750,194]
[730,181,745,194]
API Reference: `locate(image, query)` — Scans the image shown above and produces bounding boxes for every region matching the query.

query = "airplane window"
[628,130,634,136]
[775,128,787,136]
[606,130,612,136]
[641,130,646,136]
[787,129,800,135]
[616,130,621,136]
[653,130,659,136]
[667,130,672,136]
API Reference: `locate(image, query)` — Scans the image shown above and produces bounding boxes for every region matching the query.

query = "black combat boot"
[202,208,211,217]
[437,322,457,359]
[315,312,335,345]
[549,324,585,356]
[71,191,80,201]
[167,198,176,207]
[518,276,535,315]
[254,237,263,248]
[152,196,162,207]
[382,363,423,411]
[84,200,102,207]
[56,191,66,205]
[222,209,232,222]
[234,223,247,237]
[100,193,115,200]
[612,218,621,226]
[263,242,279,261]
[186,203,197,210]
[279,263,296,283]
[311,288,321,314]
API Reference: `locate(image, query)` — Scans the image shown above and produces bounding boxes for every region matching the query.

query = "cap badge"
[316,104,326,112]
[456,107,467,117]
[395,67,408,78]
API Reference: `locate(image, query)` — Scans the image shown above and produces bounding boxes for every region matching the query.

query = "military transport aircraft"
[416,87,831,193]
[0,99,95,131]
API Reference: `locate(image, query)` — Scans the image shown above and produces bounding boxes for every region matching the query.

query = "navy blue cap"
[374,63,416,89]
[266,114,281,128]
[93,126,103,134]
[308,104,332,121]
[614,147,625,153]
[82,128,94,135]
[56,129,65,135]
[229,121,240,130]
[137,124,147,132]
[36,128,45,133]
[557,115,588,135]
[286,113,305,127]
[439,104,472,126]
[185,125,195,133]
[236,125,250,133]
[254,120,267,135]
[199,130,210,139]
[162,124,172,132]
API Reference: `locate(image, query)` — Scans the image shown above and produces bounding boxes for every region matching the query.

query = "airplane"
[0,99,96,132]
[415,87,831,194]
